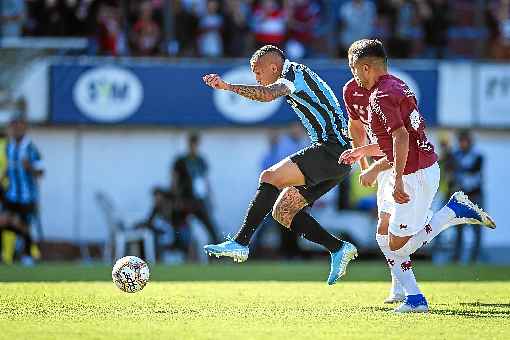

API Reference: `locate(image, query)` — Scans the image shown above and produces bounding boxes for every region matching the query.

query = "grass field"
[1,261,509,340]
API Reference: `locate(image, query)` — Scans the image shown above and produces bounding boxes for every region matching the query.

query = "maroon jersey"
[368,74,437,175]
[343,78,382,160]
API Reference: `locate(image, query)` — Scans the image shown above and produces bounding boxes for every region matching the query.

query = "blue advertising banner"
[50,60,438,126]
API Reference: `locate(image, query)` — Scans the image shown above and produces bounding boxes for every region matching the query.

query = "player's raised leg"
[204,157,305,262]
[389,191,496,261]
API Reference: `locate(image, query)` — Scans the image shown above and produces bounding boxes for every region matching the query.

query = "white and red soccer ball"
[112,256,150,293]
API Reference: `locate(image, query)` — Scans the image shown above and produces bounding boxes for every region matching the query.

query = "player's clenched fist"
[202,74,230,90]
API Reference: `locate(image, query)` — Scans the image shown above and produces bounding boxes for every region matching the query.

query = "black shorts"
[3,200,35,225]
[290,142,351,204]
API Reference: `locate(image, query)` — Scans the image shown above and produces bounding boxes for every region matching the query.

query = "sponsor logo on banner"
[73,66,143,122]
[213,66,283,123]
[478,65,510,125]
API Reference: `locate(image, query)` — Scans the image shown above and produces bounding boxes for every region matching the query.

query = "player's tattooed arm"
[228,83,290,102]
[202,73,290,102]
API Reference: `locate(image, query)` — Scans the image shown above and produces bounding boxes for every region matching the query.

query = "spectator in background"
[438,133,456,201]
[0,0,26,37]
[287,0,320,59]
[139,187,192,260]
[131,1,161,56]
[418,0,451,59]
[261,130,281,171]
[171,133,220,244]
[181,0,207,16]
[338,0,376,57]
[379,0,422,58]
[97,4,122,56]
[274,122,308,160]
[488,0,510,59]
[173,0,199,56]
[452,131,484,263]
[252,0,287,48]
[97,2,126,56]
[223,0,250,57]
[430,133,456,263]
[197,0,224,57]
[35,0,67,36]
[2,111,44,266]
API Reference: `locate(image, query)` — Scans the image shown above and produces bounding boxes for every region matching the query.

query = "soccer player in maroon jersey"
[340,39,496,313]
[343,76,405,304]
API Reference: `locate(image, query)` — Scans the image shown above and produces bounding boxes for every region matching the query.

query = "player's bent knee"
[272,187,308,228]
[260,169,285,189]
[388,234,408,251]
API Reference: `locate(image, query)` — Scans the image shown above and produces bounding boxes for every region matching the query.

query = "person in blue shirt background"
[2,111,44,265]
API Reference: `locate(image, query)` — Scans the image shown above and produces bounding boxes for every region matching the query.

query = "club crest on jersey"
[410,110,422,131]
[425,224,432,234]
[401,260,413,271]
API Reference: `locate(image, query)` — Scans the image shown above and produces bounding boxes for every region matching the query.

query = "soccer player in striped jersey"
[202,45,357,285]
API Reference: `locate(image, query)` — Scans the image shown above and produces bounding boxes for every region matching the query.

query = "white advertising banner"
[437,62,474,127]
[477,64,510,126]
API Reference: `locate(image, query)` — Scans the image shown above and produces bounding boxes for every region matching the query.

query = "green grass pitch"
[0,262,509,340]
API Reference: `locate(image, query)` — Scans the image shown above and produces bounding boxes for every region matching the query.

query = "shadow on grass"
[430,308,510,319]
[431,302,510,319]
[459,302,510,308]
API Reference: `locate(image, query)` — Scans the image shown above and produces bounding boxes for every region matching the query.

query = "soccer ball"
[112,256,150,293]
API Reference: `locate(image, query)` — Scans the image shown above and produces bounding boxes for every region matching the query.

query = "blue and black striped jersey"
[275,59,348,145]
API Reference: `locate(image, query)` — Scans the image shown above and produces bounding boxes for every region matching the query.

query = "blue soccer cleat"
[394,294,429,313]
[446,191,496,229]
[327,241,358,285]
[204,240,249,263]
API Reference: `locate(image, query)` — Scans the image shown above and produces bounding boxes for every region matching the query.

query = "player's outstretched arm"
[339,143,383,165]
[203,74,290,102]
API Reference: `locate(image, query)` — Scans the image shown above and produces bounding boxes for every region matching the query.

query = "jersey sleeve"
[274,64,297,94]
[28,143,43,171]
[372,88,404,134]
[342,84,359,120]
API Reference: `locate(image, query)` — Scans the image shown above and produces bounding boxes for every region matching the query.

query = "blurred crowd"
[1,0,510,59]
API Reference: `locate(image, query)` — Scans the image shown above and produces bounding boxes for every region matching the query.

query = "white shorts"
[383,163,440,237]
[376,169,393,215]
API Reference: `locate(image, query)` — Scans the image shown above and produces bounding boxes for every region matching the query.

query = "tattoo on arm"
[228,83,291,102]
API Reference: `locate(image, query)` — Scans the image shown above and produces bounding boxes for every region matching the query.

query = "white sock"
[376,234,421,296]
[393,205,455,258]
[376,233,404,296]
[390,272,405,297]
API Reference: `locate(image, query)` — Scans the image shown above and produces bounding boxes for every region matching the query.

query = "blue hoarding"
[50,60,438,126]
